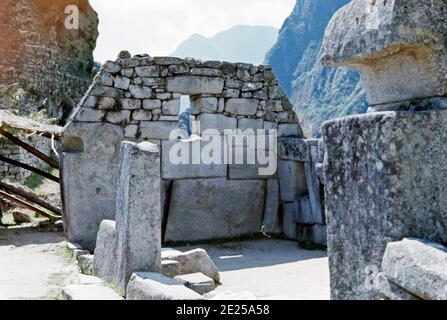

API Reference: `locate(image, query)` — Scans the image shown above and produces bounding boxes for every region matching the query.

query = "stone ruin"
[60,54,327,252]
[59,0,447,301]
[320,0,447,300]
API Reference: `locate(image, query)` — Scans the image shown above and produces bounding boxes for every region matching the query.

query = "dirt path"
[0,227,78,300]
[0,228,329,300]
[178,239,330,300]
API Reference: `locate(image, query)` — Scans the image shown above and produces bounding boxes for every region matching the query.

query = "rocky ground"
[0,228,329,300]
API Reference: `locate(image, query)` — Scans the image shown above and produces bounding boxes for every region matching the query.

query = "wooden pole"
[0,127,59,169]
[0,181,62,216]
[0,190,59,220]
[0,155,60,183]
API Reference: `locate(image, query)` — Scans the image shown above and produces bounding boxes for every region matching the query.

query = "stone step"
[62,284,123,300]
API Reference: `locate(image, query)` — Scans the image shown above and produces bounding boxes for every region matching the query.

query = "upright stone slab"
[320,0,447,300]
[164,179,265,242]
[61,123,124,251]
[114,141,162,292]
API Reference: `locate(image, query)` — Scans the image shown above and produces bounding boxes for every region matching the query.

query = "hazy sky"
[90,0,295,62]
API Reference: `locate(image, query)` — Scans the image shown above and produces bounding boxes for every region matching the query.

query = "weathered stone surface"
[304,159,324,225]
[278,124,302,138]
[161,140,227,180]
[311,224,327,246]
[282,203,297,240]
[143,99,162,110]
[165,179,265,243]
[105,110,130,124]
[114,142,162,292]
[382,239,447,300]
[295,196,313,224]
[139,121,179,140]
[90,84,123,98]
[93,220,117,285]
[135,66,160,77]
[162,99,180,115]
[78,275,105,286]
[129,85,152,99]
[166,76,224,95]
[73,108,105,122]
[161,260,182,278]
[62,284,123,300]
[94,71,114,87]
[124,125,138,138]
[226,99,259,116]
[263,179,282,235]
[228,163,275,180]
[322,110,447,300]
[161,249,220,283]
[61,123,124,250]
[198,114,237,133]
[78,254,94,275]
[120,99,141,110]
[126,272,202,300]
[175,273,216,295]
[132,110,152,121]
[278,160,307,202]
[321,0,447,106]
[114,76,131,90]
[279,138,310,162]
[192,97,218,114]
[238,118,263,131]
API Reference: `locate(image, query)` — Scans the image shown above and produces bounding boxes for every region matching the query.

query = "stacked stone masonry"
[62,54,307,250]
[0,135,52,181]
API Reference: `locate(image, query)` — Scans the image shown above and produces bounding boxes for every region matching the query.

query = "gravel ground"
[0,227,78,300]
[0,228,329,300]
[177,239,330,300]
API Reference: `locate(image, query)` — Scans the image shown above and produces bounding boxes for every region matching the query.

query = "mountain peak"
[171,25,278,65]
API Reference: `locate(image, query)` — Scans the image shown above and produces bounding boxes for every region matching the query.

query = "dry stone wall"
[62,53,304,250]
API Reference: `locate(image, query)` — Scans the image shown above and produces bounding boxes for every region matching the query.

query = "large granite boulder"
[321,0,447,107]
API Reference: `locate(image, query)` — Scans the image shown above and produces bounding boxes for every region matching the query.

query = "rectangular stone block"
[263,179,282,235]
[114,142,162,292]
[279,138,310,162]
[162,99,180,116]
[382,239,447,300]
[164,179,265,242]
[278,160,308,202]
[225,98,259,116]
[161,140,227,180]
[139,121,179,140]
[166,76,224,95]
[198,114,237,134]
[192,97,218,114]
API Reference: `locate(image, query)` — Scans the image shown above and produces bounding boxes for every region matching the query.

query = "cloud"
[89,0,295,62]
